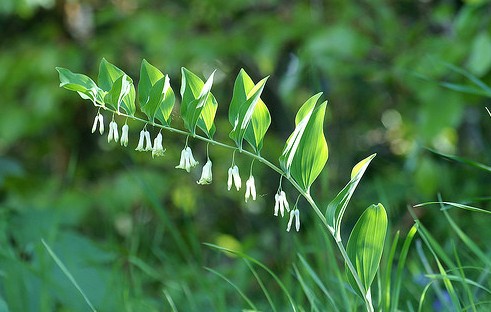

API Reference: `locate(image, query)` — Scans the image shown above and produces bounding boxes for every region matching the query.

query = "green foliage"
[138,59,175,125]
[346,203,388,299]
[326,154,376,240]
[98,58,136,116]
[279,93,328,192]
[180,67,218,137]
[56,67,101,103]
[229,69,270,154]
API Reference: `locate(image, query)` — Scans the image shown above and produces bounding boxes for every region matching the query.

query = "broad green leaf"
[98,58,124,91]
[180,68,216,136]
[138,59,164,106]
[243,99,271,154]
[279,93,327,192]
[229,76,268,149]
[326,154,376,239]
[154,76,175,125]
[97,58,136,115]
[138,60,175,124]
[197,94,218,138]
[229,69,256,125]
[346,203,387,298]
[103,74,132,113]
[56,67,104,104]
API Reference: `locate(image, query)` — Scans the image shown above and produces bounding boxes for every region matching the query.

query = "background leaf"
[279,93,328,192]
[346,203,388,298]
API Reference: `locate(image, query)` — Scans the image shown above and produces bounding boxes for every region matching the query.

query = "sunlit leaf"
[279,93,328,192]
[97,58,135,115]
[326,154,375,239]
[56,67,104,104]
[229,71,269,151]
[180,68,216,137]
[138,60,175,124]
[103,74,132,113]
[346,203,387,298]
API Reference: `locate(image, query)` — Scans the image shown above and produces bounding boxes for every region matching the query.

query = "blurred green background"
[1,0,491,311]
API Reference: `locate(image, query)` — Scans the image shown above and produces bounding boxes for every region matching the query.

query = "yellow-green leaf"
[346,203,388,298]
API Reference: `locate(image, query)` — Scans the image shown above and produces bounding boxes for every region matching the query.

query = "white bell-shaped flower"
[197,158,213,185]
[152,132,165,158]
[144,130,152,151]
[227,165,241,191]
[286,208,300,232]
[120,124,129,147]
[91,113,104,135]
[107,120,119,143]
[274,190,290,217]
[245,175,256,202]
[135,129,145,151]
[175,147,199,172]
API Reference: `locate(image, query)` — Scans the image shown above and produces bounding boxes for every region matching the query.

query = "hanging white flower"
[175,146,199,172]
[107,120,119,143]
[152,132,165,158]
[245,175,256,202]
[274,190,290,217]
[120,124,129,147]
[144,130,152,151]
[91,113,104,135]
[227,165,241,191]
[135,129,145,151]
[197,158,213,185]
[286,208,300,232]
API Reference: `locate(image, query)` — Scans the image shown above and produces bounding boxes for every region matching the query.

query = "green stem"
[99,104,373,311]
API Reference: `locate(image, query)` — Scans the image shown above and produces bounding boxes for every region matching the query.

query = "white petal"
[135,130,145,151]
[232,165,241,191]
[186,147,199,167]
[144,130,152,151]
[294,209,300,232]
[286,209,295,232]
[274,194,280,216]
[107,121,114,143]
[280,191,290,212]
[227,167,233,191]
[91,115,99,133]
[112,122,119,143]
[197,159,213,185]
[98,114,104,134]
[121,124,129,147]
[175,148,187,169]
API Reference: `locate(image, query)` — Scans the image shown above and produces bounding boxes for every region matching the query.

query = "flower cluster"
[90,111,301,233]
[176,146,199,172]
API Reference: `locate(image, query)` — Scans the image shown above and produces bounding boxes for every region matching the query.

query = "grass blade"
[41,239,97,312]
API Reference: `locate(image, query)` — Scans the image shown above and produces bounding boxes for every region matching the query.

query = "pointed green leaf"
[138,60,175,124]
[229,69,255,125]
[326,154,376,239]
[138,59,164,106]
[279,93,328,192]
[97,58,135,115]
[103,74,130,111]
[154,75,175,125]
[197,94,218,138]
[98,58,124,91]
[346,203,388,298]
[180,68,216,136]
[56,67,104,104]
[243,99,271,154]
[229,76,268,149]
